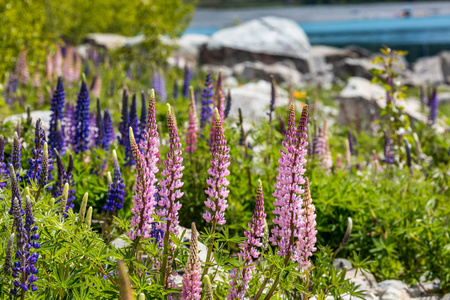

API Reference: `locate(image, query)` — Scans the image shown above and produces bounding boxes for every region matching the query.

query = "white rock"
[4,110,52,132]
[380,286,410,300]
[410,56,445,85]
[373,280,409,293]
[345,268,377,291]
[174,34,209,65]
[206,16,310,59]
[333,258,353,270]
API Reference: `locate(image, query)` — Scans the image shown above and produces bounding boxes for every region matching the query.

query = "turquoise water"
[185,15,450,47]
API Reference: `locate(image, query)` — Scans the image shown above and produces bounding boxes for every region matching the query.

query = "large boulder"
[439,51,450,84]
[334,58,376,80]
[409,55,445,85]
[174,34,209,66]
[200,16,311,73]
[232,61,303,84]
[311,45,357,66]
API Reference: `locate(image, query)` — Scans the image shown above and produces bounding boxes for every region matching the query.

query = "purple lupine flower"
[186,89,198,154]
[95,98,104,148]
[118,89,129,146]
[130,94,139,145]
[53,152,75,216]
[173,80,179,100]
[139,92,147,145]
[103,109,114,150]
[6,70,18,104]
[285,103,296,146]
[38,143,49,188]
[224,88,232,119]
[102,150,126,213]
[296,177,317,269]
[10,132,22,175]
[428,88,439,125]
[420,86,426,106]
[214,70,225,120]
[347,130,354,156]
[11,196,40,295]
[181,223,202,300]
[3,233,14,275]
[48,77,66,155]
[127,128,158,241]
[62,102,75,151]
[0,136,7,189]
[157,104,184,237]
[203,109,230,225]
[200,73,214,129]
[182,65,192,98]
[228,179,266,300]
[267,75,277,124]
[26,119,45,183]
[153,70,167,102]
[74,81,91,154]
[270,105,309,263]
[383,132,394,164]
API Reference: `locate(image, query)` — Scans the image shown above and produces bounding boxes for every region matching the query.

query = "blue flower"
[48,77,66,155]
[74,81,91,154]
[200,73,214,129]
[102,151,125,213]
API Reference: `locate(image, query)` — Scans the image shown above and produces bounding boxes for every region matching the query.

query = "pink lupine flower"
[372,150,382,173]
[139,89,160,176]
[186,88,198,153]
[270,105,309,263]
[181,223,202,300]
[46,53,54,80]
[228,179,266,300]
[127,128,157,240]
[157,103,184,237]
[285,103,296,146]
[203,108,230,226]
[74,53,82,82]
[17,50,29,85]
[63,46,75,85]
[91,75,102,98]
[320,120,333,171]
[295,177,317,269]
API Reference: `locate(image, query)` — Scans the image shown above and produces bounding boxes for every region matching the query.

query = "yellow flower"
[294,90,307,98]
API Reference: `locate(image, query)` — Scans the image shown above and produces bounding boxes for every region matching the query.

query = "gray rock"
[380,286,410,300]
[174,34,209,66]
[200,16,311,73]
[4,110,52,132]
[373,280,409,294]
[233,61,303,84]
[334,58,375,80]
[84,33,131,50]
[442,293,450,300]
[440,51,450,84]
[409,56,445,85]
[311,45,357,66]
[344,45,373,58]
[333,258,353,270]
[345,268,377,291]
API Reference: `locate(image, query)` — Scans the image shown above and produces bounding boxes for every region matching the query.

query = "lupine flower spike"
[203,108,230,276]
[270,104,309,263]
[158,103,185,287]
[102,150,126,214]
[118,261,133,300]
[103,109,114,150]
[59,183,70,216]
[127,128,157,242]
[35,143,49,201]
[0,136,6,188]
[11,132,21,175]
[181,223,202,300]
[139,92,147,144]
[3,233,14,275]
[186,87,198,154]
[78,193,89,226]
[26,119,45,183]
[74,81,91,154]
[428,88,439,125]
[48,77,66,154]
[224,88,232,119]
[215,69,225,119]
[297,177,317,269]
[200,73,214,129]
[85,207,93,228]
[203,275,214,300]
[130,93,139,145]
[182,64,192,98]
[119,89,129,146]
[228,179,266,300]
[9,164,21,215]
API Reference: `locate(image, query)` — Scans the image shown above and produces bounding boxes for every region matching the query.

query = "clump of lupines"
[270,104,309,262]
[181,223,202,300]
[182,65,193,98]
[11,196,40,295]
[228,180,266,300]
[48,77,66,154]
[139,92,147,144]
[102,150,126,213]
[200,73,214,129]
[127,128,157,241]
[0,135,7,188]
[203,108,230,225]
[103,109,114,150]
[428,88,439,125]
[296,177,317,269]
[158,104,185,287]
[186,87,198,154]
[74,81,91,154]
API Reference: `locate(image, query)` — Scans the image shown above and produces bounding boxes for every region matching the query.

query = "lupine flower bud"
[340,217,353,249]
[59,183,69,216]
[215,70,225,119]
[106,172,112,185]
[181,223,202,300]
[8,164,21,215]
[224,88,232,119]
[39,143,49,188]
[203,275,213,300]
[3,233,14,275]
[78,193,89,226]
[11,132,21,173]
[138,293,145,300]
[85,206,93,228]
[118,261,132,300]
[25,187,31,198]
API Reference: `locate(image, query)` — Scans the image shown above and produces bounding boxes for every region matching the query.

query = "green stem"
[253,265,274,300]
[202,220,217,277]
